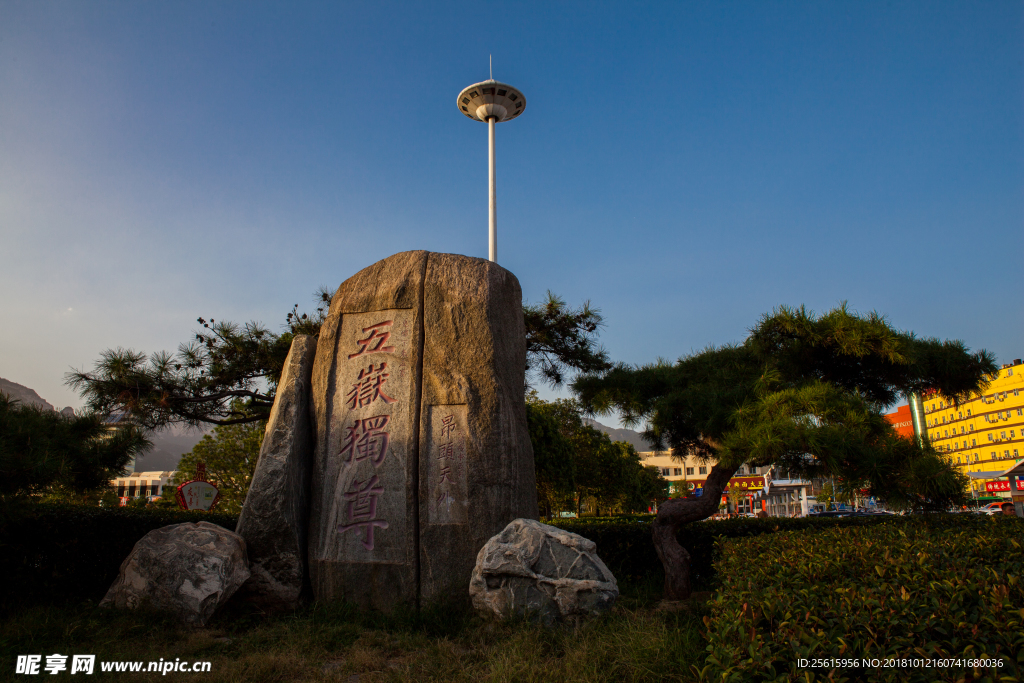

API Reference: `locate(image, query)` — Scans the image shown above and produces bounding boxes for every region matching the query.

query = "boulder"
[100,521,250,625]
[308,251,537,611]
[235,334,317,611]
[469,518,618,625]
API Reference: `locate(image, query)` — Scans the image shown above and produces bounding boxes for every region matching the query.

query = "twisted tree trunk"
[652,463,736,600]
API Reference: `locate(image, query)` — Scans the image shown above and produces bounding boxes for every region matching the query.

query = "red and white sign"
[175,463,221,511]
[986,480,1023,493]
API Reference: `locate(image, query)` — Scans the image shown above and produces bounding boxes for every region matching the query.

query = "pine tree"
[573,304,996,599]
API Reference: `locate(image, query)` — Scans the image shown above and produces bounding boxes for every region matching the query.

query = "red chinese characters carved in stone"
[439,414,456,439]
[437,442,455,460]
[337,475,389,550]
[339,415,391,466]
[347,363,397,409]
[348,321,396,359]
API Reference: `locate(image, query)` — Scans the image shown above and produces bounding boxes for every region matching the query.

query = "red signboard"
[884,405,915,440]
[986,480,1023,493]
[725,476,765,491]
[690,476,766,492]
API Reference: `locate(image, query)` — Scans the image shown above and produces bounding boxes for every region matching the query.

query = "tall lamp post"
[457,76,526,263]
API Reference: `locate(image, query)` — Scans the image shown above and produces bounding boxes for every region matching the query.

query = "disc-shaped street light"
[457,77,526,263]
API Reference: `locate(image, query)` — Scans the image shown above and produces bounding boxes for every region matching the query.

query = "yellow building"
[924,358,1024,499]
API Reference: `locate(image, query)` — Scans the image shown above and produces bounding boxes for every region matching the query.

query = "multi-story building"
[111,471,177,504]
[638,451,772,514]
[924,358,1024,500]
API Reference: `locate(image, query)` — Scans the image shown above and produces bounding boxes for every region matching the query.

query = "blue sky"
[1,0,1021,415]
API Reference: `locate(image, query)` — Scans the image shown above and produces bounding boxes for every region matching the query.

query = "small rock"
[469,518,618,625]
[100,521,250,626]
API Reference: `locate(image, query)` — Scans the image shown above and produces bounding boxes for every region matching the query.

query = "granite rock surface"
[469,518,618,625]
[100,521,249,625]
[235,334,317,611]
[308,251,537,611]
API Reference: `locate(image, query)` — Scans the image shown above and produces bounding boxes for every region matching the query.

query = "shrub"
[551,514,895,588]
[0,503,237,610]
[699,515,1024,682]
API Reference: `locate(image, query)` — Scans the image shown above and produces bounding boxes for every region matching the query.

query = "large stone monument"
[308,251,537,609]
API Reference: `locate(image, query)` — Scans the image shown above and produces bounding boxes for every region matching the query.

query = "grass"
[0,579,710,682]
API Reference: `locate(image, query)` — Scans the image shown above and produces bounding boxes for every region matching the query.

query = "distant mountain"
[582,418,655,452]
[1,377,56,411]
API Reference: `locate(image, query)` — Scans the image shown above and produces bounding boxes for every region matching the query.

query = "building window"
[686,467,694,475]
[991,452,996,460]
[972,439,977,446]
[661,468,669,476]
[967,409,972,416]
[673,468,682,476]
[1001,432,1006,439]
[1015,449,1019,457]
[116,483,125,497]
[1012,430,1017,438]
[989,434,995,442]
[1005,450,1011,458]
[127,484,136,497]
[699,466,707,475]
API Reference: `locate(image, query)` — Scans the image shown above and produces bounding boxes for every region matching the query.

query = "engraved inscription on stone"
[426,404,469,525]
[326,310,415,563]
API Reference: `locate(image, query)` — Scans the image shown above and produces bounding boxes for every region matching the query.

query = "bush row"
[0,504,237,610]
[550,514,896,588]
[699,514,1024,682]
[0,504,946,610]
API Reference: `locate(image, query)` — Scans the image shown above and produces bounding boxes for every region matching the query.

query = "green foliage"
[66,320,291,428]
[0,503,237,609]
[523,291,612,387]
[573,304,994,511]
[174,415,264,513]
[0,395,149,504]
[699,515,1024,682]
[69,289,610,430]
[526,394,667,517]
[550,514,895,588]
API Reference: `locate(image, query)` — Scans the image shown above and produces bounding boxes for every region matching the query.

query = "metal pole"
[488,116,497,263]
[908,393,928,448]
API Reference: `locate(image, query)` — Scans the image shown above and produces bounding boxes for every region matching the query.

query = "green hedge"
[700,515,1024,682]
[0,504,238,610]
[550,515,896,589]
